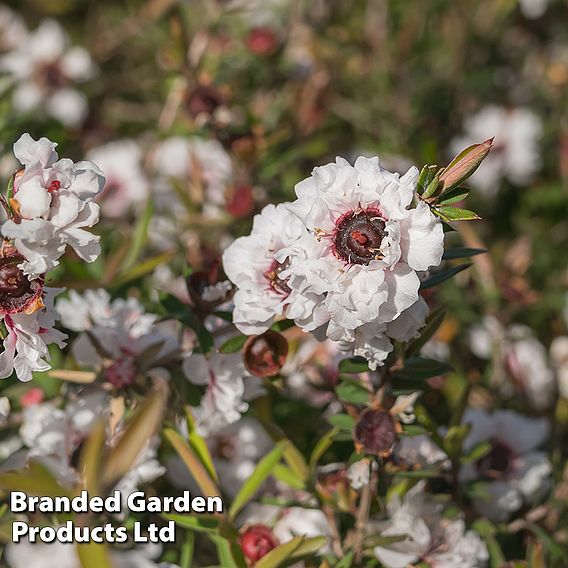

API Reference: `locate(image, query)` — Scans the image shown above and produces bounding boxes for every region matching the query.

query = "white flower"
[2,134,105,278]
[0,288,67,382]
[0,396,10,423]
[19,390,107,485]
[376,492,487,568]
[469,316,555,410]
[56,290,179,387]
[284,156,441,367]
[519,0,549,19]
[347,458,376,490]
[460,408,552,521]
[87,139,149,218]
[394,434,449,469]
[210,417,273,498]
[151,136,233,218]
[0,5,27,52]
[0,19,95,126]
[373,482,488,568]
[183,352,260,435]
[5,541,175,568]
[223,203,327,334]
[551,336,568,399]
[450,106,542,196]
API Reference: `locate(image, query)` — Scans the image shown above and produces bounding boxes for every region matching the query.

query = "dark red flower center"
[476,440,514,478]
[48,180,61,193]
[333,208,385,265]
[263,258,291,296]
[104,354,137,388]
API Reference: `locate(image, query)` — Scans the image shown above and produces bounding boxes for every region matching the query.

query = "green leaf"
[272,464,306,490]
[163,514,220,534]
[417,165,438,194]
[433,206,480,222]
[219,334,248,354]
[443,424,471,460]
[122,198,154,271]
[338,356,369,374]
[472,519,506,568]
[335,380,370,404]
[394,468,443,479]
[101,385,167,490]
[112,251,175,287]
[406,307,446,357]
[79,420,106,495]
[462,440,491,464]
[309,428,338,474]
[393,357,453,380]
[164,428,220,497]
[281,440,309,483]
[442,247,486,260]
[270,319,296,332]
[422,172,441,199]
[328,413,356,431]
[255,536,327,568]
[210,534,244,568]
[437,186,470,205]
[180,531,195,568]
[229,441,287,518]
[186,411,219,483]
[420,264,471,289]
[77,542,113,568]
[0,461,73,498]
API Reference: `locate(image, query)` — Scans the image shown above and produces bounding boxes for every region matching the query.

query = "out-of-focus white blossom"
[469,316,556,409]
[151,136,233,218]
[57,290,179,387]
[2,134,105,278]
[0,5,27,52]
[183,352,263,435]
[0,19,95,126]
[450,106,542,196]
[519,0,549,19]
[460,408,552,521]
[87,139,149,219]
[372,482,488,568]
[551,336,568,399]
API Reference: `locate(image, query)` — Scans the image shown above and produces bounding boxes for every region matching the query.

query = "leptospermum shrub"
[1,2,568,568]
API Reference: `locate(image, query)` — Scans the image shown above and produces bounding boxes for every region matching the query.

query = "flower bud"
[239,524,279,564]
[20,388,44,408]
[186,85,223,117]
[226,185,254,219]
[243,330,288,377]
[186,270,234,311]
[439,138,493,191]
[354,408,397,457]
[0,251,43,315]
[246,27,279,56]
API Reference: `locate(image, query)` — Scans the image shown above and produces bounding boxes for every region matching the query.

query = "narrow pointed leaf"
[229,441,287,518]
[420,264,471,289]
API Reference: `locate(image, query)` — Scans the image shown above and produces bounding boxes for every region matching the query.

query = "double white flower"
[3,134,105,278]
[224,156,444,368]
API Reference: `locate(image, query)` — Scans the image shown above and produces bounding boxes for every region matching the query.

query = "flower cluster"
[0,134,104,381]
[224,156,442,369]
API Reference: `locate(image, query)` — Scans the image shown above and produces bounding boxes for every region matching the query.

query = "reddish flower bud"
[226,185,255,219]
[20,388,44,407]
[439,138,493,191]
[0,251,44,315]
[239,524,279,564]
[246,27,279,56]
[186,85,223,117]
[243,330,288,377]
[354,408,397,457]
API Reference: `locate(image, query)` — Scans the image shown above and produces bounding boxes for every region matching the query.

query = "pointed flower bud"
[439,138,493,191]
